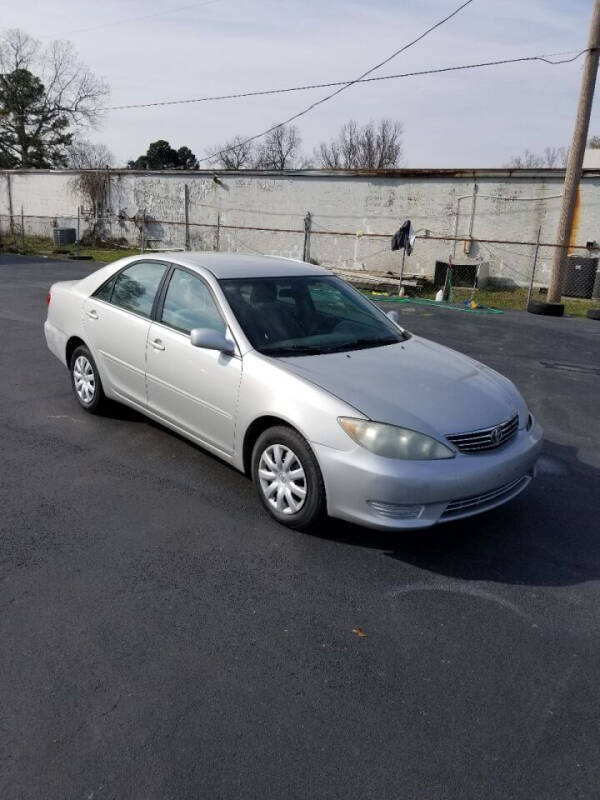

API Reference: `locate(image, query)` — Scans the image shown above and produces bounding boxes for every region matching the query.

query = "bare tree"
[254,125,303,170]
[543,146,568,167]
[505,147,568,168]
[0,29,109,167]
[316,119,403,169]
[588,135,600,149]
[205,135,256,169]
[317,120,360,168]
[66,138,114,169]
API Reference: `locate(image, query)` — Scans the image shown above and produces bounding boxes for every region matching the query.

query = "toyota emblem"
[490,426,503,445]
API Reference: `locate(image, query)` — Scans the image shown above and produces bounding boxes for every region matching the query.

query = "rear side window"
[103,262,167,318]
[94,275,116,302]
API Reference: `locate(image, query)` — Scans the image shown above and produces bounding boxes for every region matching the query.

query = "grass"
[367,285,597,319]
[0,234,141,264]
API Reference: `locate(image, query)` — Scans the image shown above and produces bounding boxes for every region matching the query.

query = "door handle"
[86,309,98,320]
[150,338,165,351]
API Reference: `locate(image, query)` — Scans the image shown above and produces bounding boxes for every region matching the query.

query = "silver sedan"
[44,253,543,530]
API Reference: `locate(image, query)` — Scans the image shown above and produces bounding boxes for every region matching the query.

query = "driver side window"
[160,268,226,335]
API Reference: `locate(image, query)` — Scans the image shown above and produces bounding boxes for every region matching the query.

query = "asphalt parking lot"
[1,254,600,800]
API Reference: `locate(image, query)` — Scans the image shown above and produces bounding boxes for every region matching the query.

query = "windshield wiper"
[262,345,317,357]
[317,337,399,354]
[262,337,400,357]
[351,337,399,349]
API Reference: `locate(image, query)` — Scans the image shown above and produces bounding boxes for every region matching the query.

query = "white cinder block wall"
[2,168,599,286]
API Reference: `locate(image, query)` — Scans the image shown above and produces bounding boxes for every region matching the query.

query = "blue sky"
[3,0,599,166]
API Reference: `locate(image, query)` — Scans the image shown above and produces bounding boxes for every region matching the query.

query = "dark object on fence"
[563,255,598,299]
[53,228,77,247]
[527,299,565,317]
[391,220,415,254]
[592,267,600,300]
[587,308,600,320]
[434,261,478,289]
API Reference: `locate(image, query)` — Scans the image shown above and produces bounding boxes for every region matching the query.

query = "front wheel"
[70,344,106,414]
[251,426,325,530]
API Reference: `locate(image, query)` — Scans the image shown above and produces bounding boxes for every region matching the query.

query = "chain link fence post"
[526,226,542,307]
[76,206,81,259]
[140,208,146,253]
[303,212,312,262]
[6,172,15,237]
[184,184,191,250]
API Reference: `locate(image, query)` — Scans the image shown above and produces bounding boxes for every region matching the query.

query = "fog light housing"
[527,412,534,431]
[367,501,425,520]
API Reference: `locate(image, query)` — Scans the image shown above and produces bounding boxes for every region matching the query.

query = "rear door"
[146,266,241,456]
[83,260,168,406]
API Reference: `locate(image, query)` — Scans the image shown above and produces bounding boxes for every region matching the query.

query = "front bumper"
[313,422,543,530]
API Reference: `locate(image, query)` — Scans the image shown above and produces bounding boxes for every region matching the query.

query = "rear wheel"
[70,345,106,414]
[251,426,325,530]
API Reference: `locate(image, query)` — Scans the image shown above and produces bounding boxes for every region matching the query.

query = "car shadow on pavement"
[89,401,600,589]
[318,441,600,587]
[100,400,150,423]
[99,398,248,479]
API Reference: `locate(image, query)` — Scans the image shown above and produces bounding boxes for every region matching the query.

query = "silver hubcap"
[73,355,95,404]
[258,444,307,515]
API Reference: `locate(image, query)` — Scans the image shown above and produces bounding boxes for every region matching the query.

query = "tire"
[69,345,106,414]
[587,308,600,321]
[527,299,564,317]
[251,425,325,530]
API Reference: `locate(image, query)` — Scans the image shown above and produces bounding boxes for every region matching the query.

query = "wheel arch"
[65,335,86,366]
[242,415,302,476]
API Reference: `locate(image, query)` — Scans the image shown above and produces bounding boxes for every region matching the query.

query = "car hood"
[277,336,525,438]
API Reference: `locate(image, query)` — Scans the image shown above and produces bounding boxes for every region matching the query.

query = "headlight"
[526,412,534,431]
[338,418,455,460]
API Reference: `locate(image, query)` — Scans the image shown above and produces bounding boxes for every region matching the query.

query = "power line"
[107,50,588,111]
[197,0,476,165]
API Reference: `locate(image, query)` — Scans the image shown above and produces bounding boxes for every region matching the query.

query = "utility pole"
[547,0,600,304]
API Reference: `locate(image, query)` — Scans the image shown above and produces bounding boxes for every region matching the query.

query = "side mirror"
[190,328,235,355]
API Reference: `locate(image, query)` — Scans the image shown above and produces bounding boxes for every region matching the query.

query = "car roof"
[148,251,331,279]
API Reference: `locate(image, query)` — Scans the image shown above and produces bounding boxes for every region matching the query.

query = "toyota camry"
[44,252,543,530]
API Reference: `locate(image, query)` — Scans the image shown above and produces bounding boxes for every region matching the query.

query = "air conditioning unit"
[433,260,489,290]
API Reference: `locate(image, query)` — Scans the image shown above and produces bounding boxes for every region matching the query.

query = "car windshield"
[219,275,408,356]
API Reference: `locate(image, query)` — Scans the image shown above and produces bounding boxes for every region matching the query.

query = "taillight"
[46,292,51,306]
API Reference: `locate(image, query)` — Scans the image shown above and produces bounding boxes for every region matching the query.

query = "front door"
[83,260,168,406]
[146,267,241,456]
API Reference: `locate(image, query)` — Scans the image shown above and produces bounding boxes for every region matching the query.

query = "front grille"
[446,414,519,454]
[441,474,531,519]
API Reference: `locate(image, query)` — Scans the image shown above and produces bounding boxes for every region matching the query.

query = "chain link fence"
[1,204,599,314]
